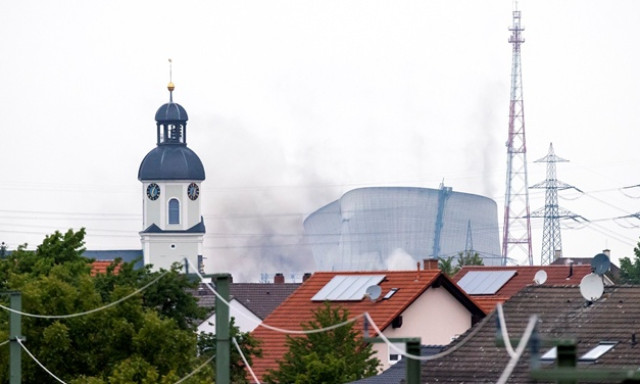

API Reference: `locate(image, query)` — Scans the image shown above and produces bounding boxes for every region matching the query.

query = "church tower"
[138,81,205,272]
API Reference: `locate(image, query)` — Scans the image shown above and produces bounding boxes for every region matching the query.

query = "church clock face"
[187,182,200,200]
[146,183,160,200]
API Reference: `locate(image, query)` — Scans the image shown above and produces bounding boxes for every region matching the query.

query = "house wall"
[372,286,472,371]
[197,299,262,334]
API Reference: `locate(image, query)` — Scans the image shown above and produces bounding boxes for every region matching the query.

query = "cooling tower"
[303,187,501,271]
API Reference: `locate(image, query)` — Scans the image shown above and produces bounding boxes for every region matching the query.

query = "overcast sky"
[1,1,639,281]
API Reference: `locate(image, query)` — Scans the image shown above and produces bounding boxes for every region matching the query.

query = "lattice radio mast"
[502,2,533,266]
[530,143,587,265]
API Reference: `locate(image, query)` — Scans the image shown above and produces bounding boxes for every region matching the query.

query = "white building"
[138,82,206,272]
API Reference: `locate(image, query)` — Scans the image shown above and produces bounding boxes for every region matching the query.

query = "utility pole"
[9,292,22,384]
[502,1,533,266]
[214,274,231,384]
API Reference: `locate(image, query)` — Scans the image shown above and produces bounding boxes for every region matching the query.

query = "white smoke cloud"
[385,248,418,271]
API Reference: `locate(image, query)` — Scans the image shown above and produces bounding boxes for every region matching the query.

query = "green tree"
[438,256,456,276]
[439,251,484,277]
[0,229,258,383]
[619,240,640,283]
[263,302,379,384]
[197,318,263,384]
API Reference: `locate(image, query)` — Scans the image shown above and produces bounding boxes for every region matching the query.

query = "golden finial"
[167,58,175,101]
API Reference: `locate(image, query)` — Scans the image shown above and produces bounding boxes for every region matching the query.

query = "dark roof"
[230,283,301,319]
[349,346,443,384]
[140,218,206,234]
[192,282,301,319]
[138,145,205,181]
[421,285,640,383]
[155,102,188,122]
[83,250,143,269]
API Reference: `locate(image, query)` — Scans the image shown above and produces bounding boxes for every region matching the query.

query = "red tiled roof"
[250,269,480,381]
[453,264,593,313]
[90,260,121,276]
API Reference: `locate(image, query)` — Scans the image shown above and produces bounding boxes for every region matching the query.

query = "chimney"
[423,258,440,270]
[274,273,285,284]
[603,249,611,257]
[302,272,312,282]
[554,249,562,260]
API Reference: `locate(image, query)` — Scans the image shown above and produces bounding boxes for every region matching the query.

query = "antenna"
[533,270,547,285]
[591,253,611,276]
[501,2,533,266]
[579,273,604,302]
[365,285,382,302]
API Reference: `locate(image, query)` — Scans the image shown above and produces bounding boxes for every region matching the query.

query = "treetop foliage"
[618,239,640,284]
[438,250,484,277]
[263,302,379,384]
[0,228,259,383]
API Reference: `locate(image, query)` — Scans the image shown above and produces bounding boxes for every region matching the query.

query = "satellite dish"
[365,285,382,302]
[580,273,604,301]
[533,270,548,285]
[591,253,611,276]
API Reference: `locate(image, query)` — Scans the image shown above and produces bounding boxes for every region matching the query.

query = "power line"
[0,271,168,319]
[17,339,66,384]
[233,337,260,384]
[186,258,364,336]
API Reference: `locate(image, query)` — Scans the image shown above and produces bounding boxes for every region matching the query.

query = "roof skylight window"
[579,342,616,362]
[540,347,557,361]
[383,288,398,300]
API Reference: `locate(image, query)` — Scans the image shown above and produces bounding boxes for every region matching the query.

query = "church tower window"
[169,198,180,224]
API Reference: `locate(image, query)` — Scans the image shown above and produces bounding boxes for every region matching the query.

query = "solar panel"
[457,270,516,295]
[311,275,386,301]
